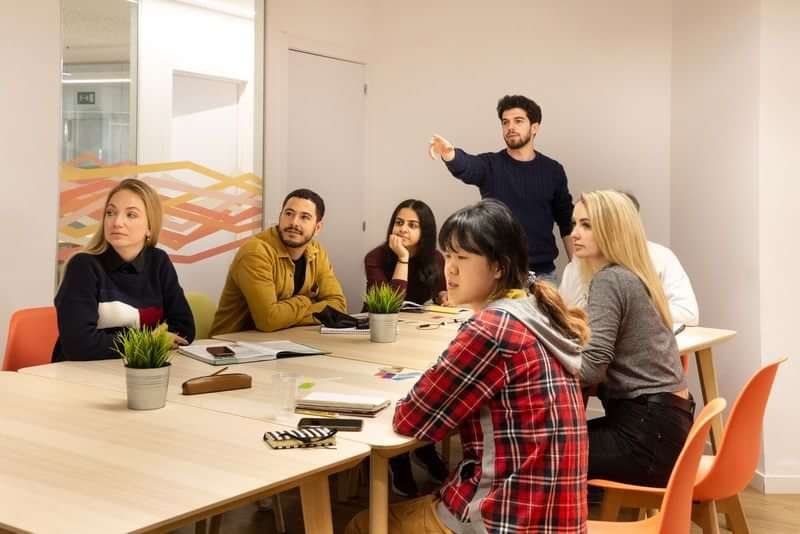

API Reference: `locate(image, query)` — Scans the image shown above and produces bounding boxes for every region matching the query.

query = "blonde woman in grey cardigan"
[571,190,692,486]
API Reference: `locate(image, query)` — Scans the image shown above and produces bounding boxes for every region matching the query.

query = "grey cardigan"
[579,264,686,398]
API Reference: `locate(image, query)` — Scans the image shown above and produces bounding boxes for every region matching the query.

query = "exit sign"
[77,92,95,105]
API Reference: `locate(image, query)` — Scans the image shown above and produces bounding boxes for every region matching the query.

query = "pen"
[210,367,229,376]
[673,324,686,336]
[295,408,339,418]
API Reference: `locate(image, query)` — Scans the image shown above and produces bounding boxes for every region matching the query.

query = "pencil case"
[263,427,337,449]
[181,372,252,395]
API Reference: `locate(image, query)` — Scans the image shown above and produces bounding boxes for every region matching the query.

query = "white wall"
[263,0,373,224]
[365,0,673,259]
[673,0,798,492]
[758,0,800,493]
[0,2,61,361]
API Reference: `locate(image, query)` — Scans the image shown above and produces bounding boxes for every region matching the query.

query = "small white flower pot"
[125,364,171,410]
[369,313,399,343]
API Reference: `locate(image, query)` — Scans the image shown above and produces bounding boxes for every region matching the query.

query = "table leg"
[695,347,725,453]
[369,452,390,534]
[300,473,333,534]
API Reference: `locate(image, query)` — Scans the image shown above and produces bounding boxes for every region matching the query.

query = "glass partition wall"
[59,0,263,304]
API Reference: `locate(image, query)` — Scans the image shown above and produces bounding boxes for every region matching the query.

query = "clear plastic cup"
[270,372,297,418]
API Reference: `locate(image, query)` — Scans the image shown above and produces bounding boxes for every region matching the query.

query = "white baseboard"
[751,471,800,494]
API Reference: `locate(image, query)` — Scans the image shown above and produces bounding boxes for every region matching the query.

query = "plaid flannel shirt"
[393,308,587,533]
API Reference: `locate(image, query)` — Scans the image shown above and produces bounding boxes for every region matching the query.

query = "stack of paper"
[295,391,391,417]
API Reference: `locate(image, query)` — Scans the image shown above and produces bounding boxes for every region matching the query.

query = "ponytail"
[529,279,590,346]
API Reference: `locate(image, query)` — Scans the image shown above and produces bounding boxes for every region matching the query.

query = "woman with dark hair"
[347,199,589,534]
[364,199,447,307]
[364,199,448,497]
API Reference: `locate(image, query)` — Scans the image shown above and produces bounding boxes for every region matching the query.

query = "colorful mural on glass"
[59,157,262,265]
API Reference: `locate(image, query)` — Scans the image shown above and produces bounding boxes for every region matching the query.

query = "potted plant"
[114,323,173,410]
[364,283,404,343]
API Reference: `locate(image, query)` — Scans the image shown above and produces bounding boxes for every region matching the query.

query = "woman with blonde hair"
[53,178,195,362]
[572,190,691,486]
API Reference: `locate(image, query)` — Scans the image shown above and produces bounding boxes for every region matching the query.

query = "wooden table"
[675,326,736,453]
[21,355,426,534]
[0,371,369,534]
[216,311,461,371]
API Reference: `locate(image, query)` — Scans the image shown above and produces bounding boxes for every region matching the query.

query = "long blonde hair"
[83,178,163,256]
[576,190,672,329]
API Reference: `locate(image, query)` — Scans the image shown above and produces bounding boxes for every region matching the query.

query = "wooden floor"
[175,462,800,534]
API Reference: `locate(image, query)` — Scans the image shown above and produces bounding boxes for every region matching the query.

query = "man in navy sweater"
[429,95,574,281]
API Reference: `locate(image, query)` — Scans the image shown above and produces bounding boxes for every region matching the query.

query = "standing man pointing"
[429,94,574,282]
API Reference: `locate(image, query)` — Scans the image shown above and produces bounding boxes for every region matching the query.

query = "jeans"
[588,396,693,486]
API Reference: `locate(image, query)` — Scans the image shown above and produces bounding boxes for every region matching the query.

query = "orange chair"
[588,397,726,534]
[591,358,787,534]
[2,307,58,371]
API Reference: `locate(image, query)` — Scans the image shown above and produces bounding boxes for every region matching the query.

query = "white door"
[288,50,366,312]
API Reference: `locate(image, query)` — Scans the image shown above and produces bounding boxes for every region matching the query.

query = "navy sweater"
[445,148,574,273]
[52,246,195,362]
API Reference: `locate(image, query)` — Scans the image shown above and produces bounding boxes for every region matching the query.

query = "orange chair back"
[655,398,727,534]
[2,307,58,371]
[693,357,787,500]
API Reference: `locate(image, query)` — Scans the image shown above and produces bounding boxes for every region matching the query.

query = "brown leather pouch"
[181,373,252,395]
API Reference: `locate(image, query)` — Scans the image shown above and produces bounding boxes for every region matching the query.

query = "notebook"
[178,339,329,365]
[295,391,391,417]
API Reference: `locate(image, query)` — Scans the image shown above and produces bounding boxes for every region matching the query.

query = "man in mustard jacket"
[210,188,347,335]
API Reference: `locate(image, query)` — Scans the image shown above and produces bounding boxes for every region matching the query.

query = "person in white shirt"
[559,192,699,326]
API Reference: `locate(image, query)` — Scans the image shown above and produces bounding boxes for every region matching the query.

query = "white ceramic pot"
[369,313,399,343]
[125,364,171,410]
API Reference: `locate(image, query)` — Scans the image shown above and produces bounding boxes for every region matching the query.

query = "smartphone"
[206,346,235,358]
[297,417,363,432]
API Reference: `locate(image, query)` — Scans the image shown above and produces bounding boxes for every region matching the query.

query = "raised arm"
[429,133,490,187]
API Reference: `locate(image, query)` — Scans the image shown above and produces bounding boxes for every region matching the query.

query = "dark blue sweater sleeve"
[444,148,491,187]
[157,251,196,343]
[552,163,574,237]
[54,254,121,361]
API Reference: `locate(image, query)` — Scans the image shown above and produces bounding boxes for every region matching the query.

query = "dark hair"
[497,94,542,124]
[439,199,528,296]
[383,199,442,297]
[439,199,590,345]
[282,188,325,220]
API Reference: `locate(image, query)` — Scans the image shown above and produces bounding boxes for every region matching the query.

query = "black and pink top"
[52,246,195,362]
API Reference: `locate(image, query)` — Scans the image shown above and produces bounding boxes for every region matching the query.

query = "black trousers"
[588,395,694,487]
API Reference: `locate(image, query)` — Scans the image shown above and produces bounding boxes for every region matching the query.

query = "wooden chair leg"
[194,519,207,534]
[692,501,721,534]
[598,489,624,521]
[208,514,223,534]
[272,494,286,534]
[718,494,751,534]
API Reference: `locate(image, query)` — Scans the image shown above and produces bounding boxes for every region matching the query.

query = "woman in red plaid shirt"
[347,200,589,533]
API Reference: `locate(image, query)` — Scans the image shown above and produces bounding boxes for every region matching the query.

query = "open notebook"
[295,391,391,417]
[178,339,328,365]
